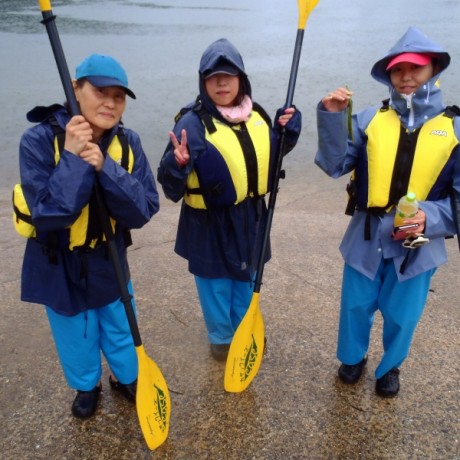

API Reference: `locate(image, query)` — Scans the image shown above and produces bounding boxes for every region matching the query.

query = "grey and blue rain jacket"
[315,26,460,281]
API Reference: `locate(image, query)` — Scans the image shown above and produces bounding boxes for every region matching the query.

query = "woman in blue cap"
[157,38,301,361]
[16,54,159,417]
[315,27,460,397]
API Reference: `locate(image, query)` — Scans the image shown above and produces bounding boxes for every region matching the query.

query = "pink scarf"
[217,95,253,123]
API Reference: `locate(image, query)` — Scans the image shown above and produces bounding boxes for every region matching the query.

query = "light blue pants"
[338,261,435,379]
[194,276,254,344]
[46,281,138,391]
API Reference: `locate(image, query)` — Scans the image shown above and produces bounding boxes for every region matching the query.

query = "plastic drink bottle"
[393,192,429,247]
[394,192,418,227]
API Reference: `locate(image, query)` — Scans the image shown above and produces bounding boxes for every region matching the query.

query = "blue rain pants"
[194,276,254,344]
[45,281,138,391]
[338,260,435,379]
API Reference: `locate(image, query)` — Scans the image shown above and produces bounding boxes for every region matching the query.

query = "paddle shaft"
[39,4,142,346]
[40,9,79,116]
[253,29,305,294]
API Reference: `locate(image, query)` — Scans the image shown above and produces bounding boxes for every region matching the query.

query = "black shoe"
[376,368,400,397]
[71,384,101,419]
[338,357,368,384]
[109,375,137,403]
[210,343,230,361]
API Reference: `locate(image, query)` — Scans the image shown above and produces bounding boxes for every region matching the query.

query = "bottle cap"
[406,192,416,202]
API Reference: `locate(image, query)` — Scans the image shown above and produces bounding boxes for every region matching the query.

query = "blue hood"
[199,38,247,78]
[371,26,450,87]
[370,27,451,129]
[197,38,252,120]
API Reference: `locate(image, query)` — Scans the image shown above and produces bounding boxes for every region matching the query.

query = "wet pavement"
[1,166,459,458]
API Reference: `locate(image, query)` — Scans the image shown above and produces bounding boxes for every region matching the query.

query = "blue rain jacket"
[19,105,159,315]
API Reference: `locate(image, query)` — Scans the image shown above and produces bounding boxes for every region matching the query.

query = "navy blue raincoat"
[19,105,159,315]
[157,38,302,281]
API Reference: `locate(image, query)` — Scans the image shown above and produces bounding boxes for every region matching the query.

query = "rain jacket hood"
[199,38,248,78]
[371,27,451,129]
[371,26,450,86]
[198,38,252,119]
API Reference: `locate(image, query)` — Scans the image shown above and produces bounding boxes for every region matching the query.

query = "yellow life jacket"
[184,107,271,209]
[365,107,458,209]
[13,121,134,250]
[346,104,459,216]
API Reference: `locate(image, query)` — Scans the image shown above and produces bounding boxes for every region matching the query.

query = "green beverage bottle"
[394,192,418,227]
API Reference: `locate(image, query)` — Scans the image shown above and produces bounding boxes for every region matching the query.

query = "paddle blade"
[135,345,171,450]
[224,293,265,393]
[38,0,52,12]
[298,0,320,30]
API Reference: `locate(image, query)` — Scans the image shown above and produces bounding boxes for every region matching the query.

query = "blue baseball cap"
[75,54,136,99]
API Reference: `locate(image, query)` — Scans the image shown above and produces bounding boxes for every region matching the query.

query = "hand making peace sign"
[169,129,190,167]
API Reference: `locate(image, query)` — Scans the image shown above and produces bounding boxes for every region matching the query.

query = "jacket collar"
[389,75,445,129]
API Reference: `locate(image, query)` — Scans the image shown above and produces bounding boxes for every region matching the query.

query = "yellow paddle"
[37,0,171,449]
[224,0,320,393]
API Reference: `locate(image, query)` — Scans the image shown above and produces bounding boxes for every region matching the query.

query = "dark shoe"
[376,368,400,397]
[109,375,137,403]
[210,343,230,361]
[211,338,266,361]
[338,357,368,384]
[71,384,101,419]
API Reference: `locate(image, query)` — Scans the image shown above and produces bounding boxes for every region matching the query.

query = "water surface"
[1,0,459,188]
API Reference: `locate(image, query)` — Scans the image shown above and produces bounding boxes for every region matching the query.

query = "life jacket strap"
[174,97,218,134]
[193,103,217,134]
[345,175,357,216]
[444,105,460,119]
[233,122,259,198]
[380,99,390,112]
[12,200,33,225]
